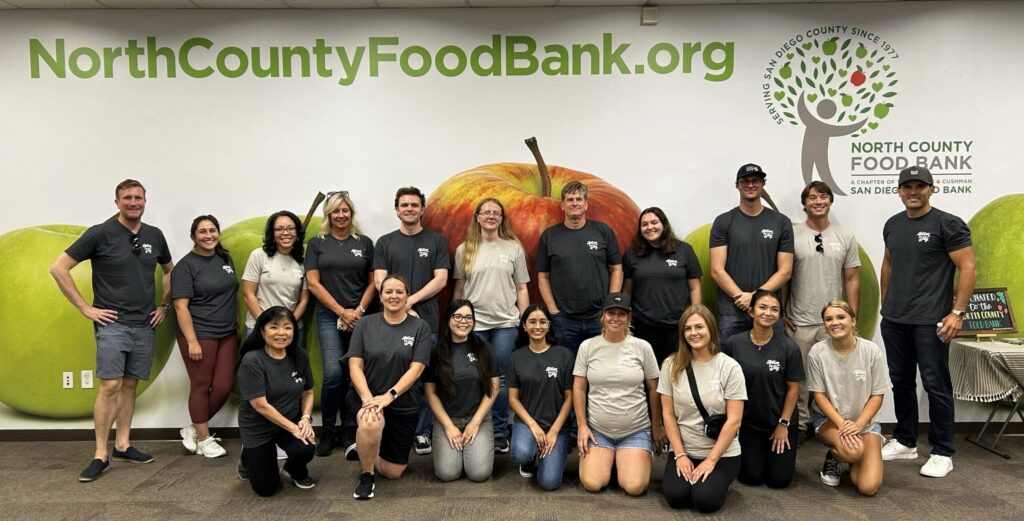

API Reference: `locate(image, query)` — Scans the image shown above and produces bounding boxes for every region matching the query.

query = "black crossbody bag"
[686,365,727,439]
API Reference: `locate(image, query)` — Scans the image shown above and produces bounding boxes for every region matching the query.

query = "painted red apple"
[850,70,866,87]
[422,139,641,305]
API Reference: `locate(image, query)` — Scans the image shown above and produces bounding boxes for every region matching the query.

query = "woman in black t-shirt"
[424,299,499,482]
[623,207,702,363]
[721,290,804,489]
[236,307,316,496]
[173,215,239,460]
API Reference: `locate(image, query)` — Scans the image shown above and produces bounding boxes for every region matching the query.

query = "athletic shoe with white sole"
[881,439,918,461]
[414,435,432,455]
[276,445,288,460]
[820,450,841,486]
[353,472,375,500]
[180,424,198,454]
[920,454,953,478]
[282,469,317,489]
[196,436,227,458]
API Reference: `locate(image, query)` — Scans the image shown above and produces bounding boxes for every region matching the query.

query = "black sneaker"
[414,435,432,455]
[111,446,154,464]
[316,428,336,457]
[494,437,510,454]
[820,450,842,487]
[519,461,536,478]
[78,458,109,482]
[237,457,248,481]
[283,469,316,489]
[341,427,359,461]
[353,472,375,500]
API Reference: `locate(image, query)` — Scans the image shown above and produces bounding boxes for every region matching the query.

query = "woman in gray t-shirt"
[808,300,891,496]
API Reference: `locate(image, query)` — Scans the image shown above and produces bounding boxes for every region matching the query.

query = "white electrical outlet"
[62,372,74,389]
[81,370,94,389]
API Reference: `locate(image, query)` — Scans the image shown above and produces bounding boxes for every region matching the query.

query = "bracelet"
[300,414,312,422]
[674,452,687,461]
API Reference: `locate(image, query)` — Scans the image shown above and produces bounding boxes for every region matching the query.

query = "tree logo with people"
[763,28,900,195]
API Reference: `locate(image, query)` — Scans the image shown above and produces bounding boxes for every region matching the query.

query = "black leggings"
[241,430,316,497]
[662,454,740,513]
[737,424,799,488]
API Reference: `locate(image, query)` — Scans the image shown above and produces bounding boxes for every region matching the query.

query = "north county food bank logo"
[763,27,899,196]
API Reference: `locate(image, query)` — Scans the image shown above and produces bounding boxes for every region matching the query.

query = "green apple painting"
[0,225,173,418]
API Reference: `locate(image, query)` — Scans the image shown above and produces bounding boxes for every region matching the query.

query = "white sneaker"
[920,454,953,478]
[196,436,227,458]
[276,445,288,460]
[881,439,918,461]
[180,425,198,454]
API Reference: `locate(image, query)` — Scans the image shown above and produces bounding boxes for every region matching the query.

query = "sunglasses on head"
[326,190,349,198]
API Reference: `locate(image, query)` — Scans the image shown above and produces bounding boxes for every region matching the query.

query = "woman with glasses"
[808,300,889,495]
[623,207,703,364]
[508,304,574,490]
[305,191,376,458]
[172,215,238,459]
[241,211,309,345]
[721,289,804,489]
[452,197,530,453]
[423,300,500,482]
[574,293,665,496]
[347,274,432,500]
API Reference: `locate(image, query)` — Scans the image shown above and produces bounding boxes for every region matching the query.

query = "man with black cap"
[710,163,794,339]
[879,165,975,478]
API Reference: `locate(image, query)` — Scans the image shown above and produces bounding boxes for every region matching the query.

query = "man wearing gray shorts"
[50,179,174,482]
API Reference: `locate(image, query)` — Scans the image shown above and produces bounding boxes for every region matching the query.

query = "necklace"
[749,330,773,348]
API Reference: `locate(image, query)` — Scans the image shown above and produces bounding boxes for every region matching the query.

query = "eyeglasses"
[738,178,764,186]
[129,234,142,256]
[525,319,549,327]
[326,190,350,198]
[477,211,503,218]
[814,233,824,254]
[274,226,297,234]
[451,314,474,323]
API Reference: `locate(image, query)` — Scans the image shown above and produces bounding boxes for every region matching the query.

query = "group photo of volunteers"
[44,157,983,513]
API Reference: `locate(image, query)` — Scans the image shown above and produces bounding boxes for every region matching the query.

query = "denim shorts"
[810,408,883,438]
[589,427,654,454]
[95,322,154,380]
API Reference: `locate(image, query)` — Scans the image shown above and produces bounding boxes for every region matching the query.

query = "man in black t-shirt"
[879,166,975,479]
[372,186,450,455]
[50,179,174,482]
[536,180,623,356]
[710,164,794,339]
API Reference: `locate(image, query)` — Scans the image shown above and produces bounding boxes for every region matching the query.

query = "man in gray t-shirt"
[710,164,794,339]
[878,166,975,479]
[784,181,861,430]
[50,179,174,482]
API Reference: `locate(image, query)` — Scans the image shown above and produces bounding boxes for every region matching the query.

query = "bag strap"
[686,364,711,422]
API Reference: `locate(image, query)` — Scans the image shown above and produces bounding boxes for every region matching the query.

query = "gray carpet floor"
[2,435,1022,520]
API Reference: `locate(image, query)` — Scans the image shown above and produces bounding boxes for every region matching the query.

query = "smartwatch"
[778,418,791,427]
[388,388,399,400]
[951,309,965,319]
[162,303,172,311]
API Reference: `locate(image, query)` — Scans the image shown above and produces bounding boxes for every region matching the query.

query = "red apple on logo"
[423,138,641,305]
[850,70,866,87]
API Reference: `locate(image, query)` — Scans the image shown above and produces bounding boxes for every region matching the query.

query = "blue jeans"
[315,307,353,430]
[880,318,955,456]
[476,327,518,439]
[416,333,439,438]
[718,313,784,342]
[550,313,601,358]
[510,422,570,491]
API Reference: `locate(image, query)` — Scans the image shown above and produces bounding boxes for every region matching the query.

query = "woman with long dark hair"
[236,306,317,496]
[241,210,309,343]
[347,274,431,500]
[721,289,804,488]
[423,299,499,482]
[623,207,702,363]
[305,191,376,458]
[508,304,574,490]
[452,197,530,453]
[172,215,238,459]
[659,305,745,513]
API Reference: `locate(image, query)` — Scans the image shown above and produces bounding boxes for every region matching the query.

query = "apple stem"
[761,190,780,213]
[524,137,552,198]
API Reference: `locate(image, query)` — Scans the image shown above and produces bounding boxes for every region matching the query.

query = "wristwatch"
[951,309,965,319]
[388,388,399,400]
[778,418,791,427]
[162,303,172,311]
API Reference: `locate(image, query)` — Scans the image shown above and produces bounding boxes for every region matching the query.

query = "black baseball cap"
[897,166,934,187]
[602,293,632,312]
[736,163,767,180]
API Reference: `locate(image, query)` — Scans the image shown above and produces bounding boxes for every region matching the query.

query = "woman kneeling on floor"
[236,306,317,496]
[808,300,891,496]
